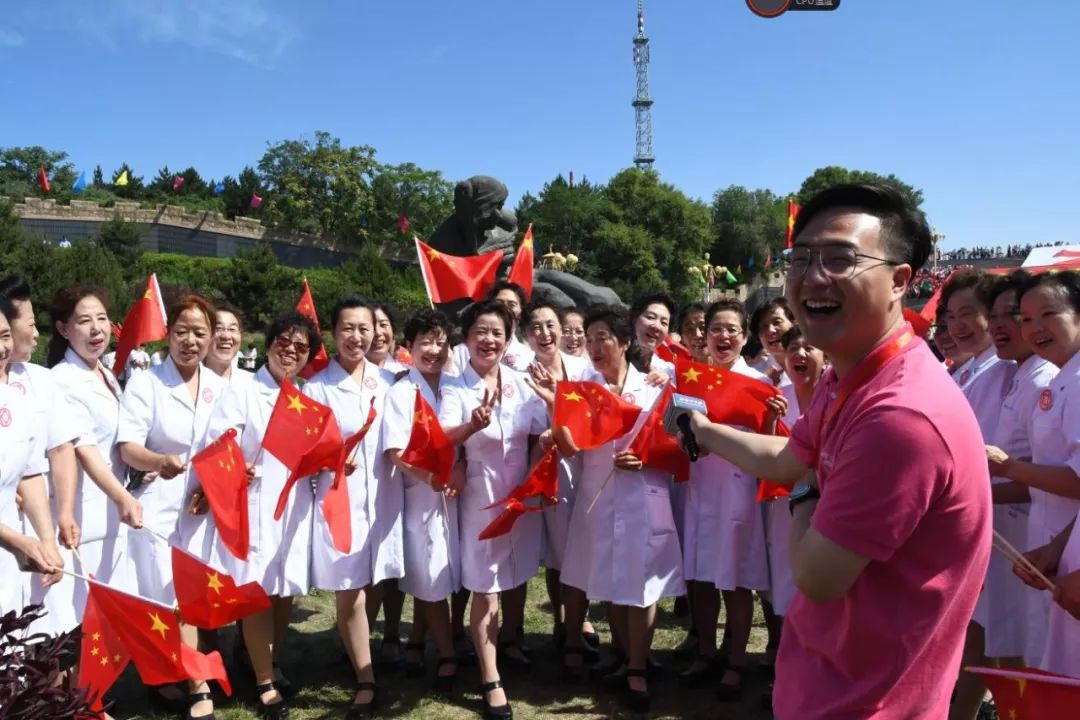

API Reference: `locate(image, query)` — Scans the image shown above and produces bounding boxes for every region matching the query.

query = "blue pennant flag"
[72,171,87,193]
[213,182,225,195]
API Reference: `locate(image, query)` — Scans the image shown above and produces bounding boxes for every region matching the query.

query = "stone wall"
[10,197,415,270]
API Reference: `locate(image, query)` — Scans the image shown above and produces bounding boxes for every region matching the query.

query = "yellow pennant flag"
[115,170,129,187]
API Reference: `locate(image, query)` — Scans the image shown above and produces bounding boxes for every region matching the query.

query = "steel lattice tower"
[632,0,655,168]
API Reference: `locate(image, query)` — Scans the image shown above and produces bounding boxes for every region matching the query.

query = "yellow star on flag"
[143,289,153,300]
[100,656,109,666]
[682,367,702,383]
[1017,678,1026,696]
[287,394,307,415]
[148,612,170,639]
[562,391,584,403]
[92,632,101,641]
[427,248,441,262]
[90,645,100,657]
[206,572,225,595]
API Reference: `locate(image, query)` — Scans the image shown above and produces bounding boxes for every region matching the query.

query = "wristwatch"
[788,482,821,516]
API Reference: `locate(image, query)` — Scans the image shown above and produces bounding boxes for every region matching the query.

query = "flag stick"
[991,530,1056,592]
[414,236,436,310]
[56,568,177,612]
[586,466,618,515]
[965,666,1080,688]
[70,545,86,572]
[137,525,174,545]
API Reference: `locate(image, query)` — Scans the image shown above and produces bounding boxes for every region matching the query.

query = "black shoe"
[716,664,746,702]
[581,631,601,663]
[590,649,626,684]
[433,657,457,696]
[254,681,289,720]
[404,641,426,678]
[561,647,587,684]
[346,681,377,720]
[624,669,650,714]
[496,641,531,672]
[272,664,296,700]
[453,632,478,667]
[480,679,513,720]
[678,654,719,689]
[186,690,216,720]
[378,635,402,673]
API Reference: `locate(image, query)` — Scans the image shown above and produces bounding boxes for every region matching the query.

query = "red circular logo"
[9,381,25,395]
[201,387,215,403]
[503,354,518,367]
[622,392,636,404]
[364,376,378,390]
[1040,389,1054,412]
[0,407,10,427]
[502,384,515,399]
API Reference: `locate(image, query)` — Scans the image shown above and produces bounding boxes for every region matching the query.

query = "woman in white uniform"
[991,272,1080,674]
[439,300,547,720]
[204,302,253,389]
[200,310,321,718]
[559,305,684,713]
[630,293,676,379]
[303,295,402,720]
[559,308,586,358]
[382,309,460,693]
[679,300,770,700]
[116,293,227,720]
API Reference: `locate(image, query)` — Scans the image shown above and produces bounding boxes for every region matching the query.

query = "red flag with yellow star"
[478,498,545,540]
[262,377,339,472]
[78,588,130,712]
[415,237,502,304]
[190,428,250,561]
[85,582,232,694]
[401,389,455,489]
[296,278,330,379]
[785,199,800,249]
[675,356,779,433]
[507,224,535,299]
[627,385,689,483]
[973,666,1080,719]
[171,546,270,629]
[487,447,560,509]
[655,336,692,364]
[113,273,167,378]
[553,381,641,451]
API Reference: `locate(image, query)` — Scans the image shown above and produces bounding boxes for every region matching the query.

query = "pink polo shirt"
[774,323,992,720]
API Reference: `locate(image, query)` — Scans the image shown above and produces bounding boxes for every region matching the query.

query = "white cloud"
[0,28,25,48]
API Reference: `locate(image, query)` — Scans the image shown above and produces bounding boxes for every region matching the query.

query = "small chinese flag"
[627,385,689,483]
[250,193,263,209]
[401,389,455,488]
[972,666,1080,719]
[172,175,185,191]
[488,447,560,508]
[171,546,270,629]
[85,582,232,694]
[415,238,503,304]
[295,278,329,379]
[395,346,413,366]
[262,377,339,471]
[785,199,799,249]
[507,224,535,299]
[79,589,131,712]
[113,273,168,377]
[903,307,932,339]
[396,215,410,234]
[675,356,778,433]
[37,167,50,193]
[478,498,544,541]
[190,428,250,561]
[553,381,641,452]
[655,336,692,364]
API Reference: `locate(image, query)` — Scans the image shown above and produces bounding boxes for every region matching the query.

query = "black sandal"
[378,635,402,672]
[272,664,296,699]
[254,681,289,720]
[346,681,377,720]
[186,690,216,720]
[561,647,587,684]
[433,656,457,695]
[591,648,627,684]
[404,641,426,678]
[480,679,513,720]
[625,668,650,713]
[716,664,746,702]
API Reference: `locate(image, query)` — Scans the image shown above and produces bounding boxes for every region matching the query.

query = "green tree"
[515,175,614,258]
[369,162,454,243]
[92,164,104,187]
[97,214,145,279]
[709,186,787,276]
[258,131,378,243]
[219,166,263,220]
[220,242,297,327]
[0,198,26,256]
[0,145,75,199]
[797,166,924,207]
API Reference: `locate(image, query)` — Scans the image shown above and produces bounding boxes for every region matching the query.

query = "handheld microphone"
[676,413,699,462]
[664,393,707,463]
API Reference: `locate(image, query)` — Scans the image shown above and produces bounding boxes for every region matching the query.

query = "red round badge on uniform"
[504,354,518,367]
[0,407,10,427]
[622,392,636,403]
[364,376,378,390]
[502,384,515,399]
[201,387,215,403]
[9,381,25,395]
[1040,389,1054,411]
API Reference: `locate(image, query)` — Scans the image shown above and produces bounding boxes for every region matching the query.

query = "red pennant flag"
[675,356,779,433]
[553,381,641,451]
[190,429,250,561]
[395,346,413,366]
[655,336,692,364]
[487,447,560,509]
[37,167,50,193]
[972,666,1080,719]
[785,199,799,249]
[78,589,131,712]
[113,274,168,378]
[172,175,184,191]
[85,582,232,694]
[396,215,410,234]
[478,498,544,540]
[400,389,455,489]
[250,193,263,209]
[507,224,535,299]
[903,307,932,339]
[110,322,122,339]
[171,547,270,629]
[415,238,502,304]
[627,386,689,483]
[295,278,329,379]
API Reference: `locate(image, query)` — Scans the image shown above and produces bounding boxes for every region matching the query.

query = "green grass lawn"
[109,577,777,719]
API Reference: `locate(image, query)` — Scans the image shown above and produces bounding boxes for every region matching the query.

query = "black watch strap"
[788,484,821,516]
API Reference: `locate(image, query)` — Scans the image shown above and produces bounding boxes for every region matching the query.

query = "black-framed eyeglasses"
[786,246,901,279]
[274,335,310,355]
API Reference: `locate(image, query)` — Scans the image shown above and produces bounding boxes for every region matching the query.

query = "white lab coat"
[117,357,227,604]
[451,337,535,376]
[305,359,403,591]
[1041,514,1080,675]
[438,364,547,593]
[0,386,45,617]
[560,364,685,607]
[202,366,314,597]
[683,358,770,592]
[764,381,801,615]
[382,368,460,602]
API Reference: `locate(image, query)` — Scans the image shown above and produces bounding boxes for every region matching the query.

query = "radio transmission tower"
[632,0,655,168]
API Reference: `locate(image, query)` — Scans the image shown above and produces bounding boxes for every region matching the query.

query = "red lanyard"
[815,328,915,465]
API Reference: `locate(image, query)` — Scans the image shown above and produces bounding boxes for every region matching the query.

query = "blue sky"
[1,0,1076,250]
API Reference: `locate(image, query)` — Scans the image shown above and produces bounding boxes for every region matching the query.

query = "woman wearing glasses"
[200,310,322,718]
[559,308,587,358]
[678,299,770,700]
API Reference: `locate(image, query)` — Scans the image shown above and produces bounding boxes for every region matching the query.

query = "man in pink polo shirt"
[687,183,991,718]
